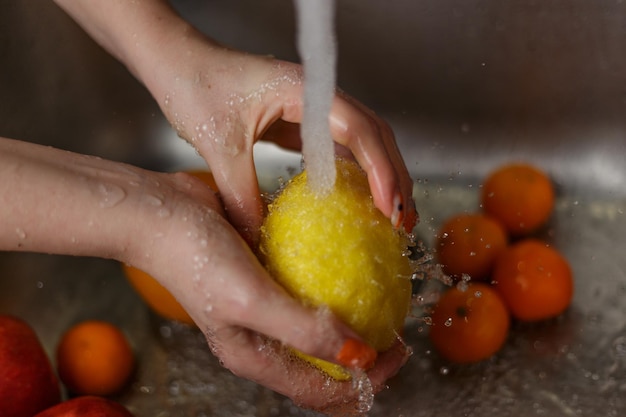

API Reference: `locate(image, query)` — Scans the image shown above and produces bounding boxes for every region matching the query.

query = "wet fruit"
[56,320,135,396]
[259,158,412,380]
[481,163,554,236]
[0,315,61,417]
[436,213,508,281]
[34,396,134,417]
[492,239,573,321]
[429,283,510,363]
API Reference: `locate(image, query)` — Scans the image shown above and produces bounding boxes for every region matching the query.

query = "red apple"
[0,314,61,417]
[34,396,134,417]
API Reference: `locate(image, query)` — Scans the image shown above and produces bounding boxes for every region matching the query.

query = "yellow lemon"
[259,158,413,380]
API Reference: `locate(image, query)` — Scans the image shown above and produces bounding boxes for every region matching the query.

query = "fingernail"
[406,198,419,231]
[336,338,378,370]
[390,192,404,230]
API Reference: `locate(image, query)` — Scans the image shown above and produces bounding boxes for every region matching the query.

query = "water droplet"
[97,182,126,208]
[351,371,374,413]
[159,325,173,339]
[611,336,626,359]
[440,366,450,375]
[158,208,171,218]
[15,228,26,240]
[139,385,155,394]
[168,380,181,396]
[444,317,453,327]
[144,194,164,206]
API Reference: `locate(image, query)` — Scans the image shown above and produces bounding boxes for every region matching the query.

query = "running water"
[294,0,337,194]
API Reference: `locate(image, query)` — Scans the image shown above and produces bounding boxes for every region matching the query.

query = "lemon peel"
[259,158,412,380]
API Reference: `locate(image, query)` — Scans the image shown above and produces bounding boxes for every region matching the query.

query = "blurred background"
[1,1,626,416]
[2,0,625,190]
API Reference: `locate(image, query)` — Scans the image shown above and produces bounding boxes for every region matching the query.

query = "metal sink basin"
[2,1,625,416]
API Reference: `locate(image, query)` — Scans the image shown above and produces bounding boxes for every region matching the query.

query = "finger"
[334,93,417,231]
[223,270,377,372]
[205,326,340,403]
[328,96,417,232]
[365,338,412,389]
[271,95,417,232]
[371,113,418,232]
[207,325,408,413]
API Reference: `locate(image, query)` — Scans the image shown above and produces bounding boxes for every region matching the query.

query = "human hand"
[142,41,418,245]
[69,0,417,243]
[49,0,416,409]
[0,137,410,412]
[136,171,412,412]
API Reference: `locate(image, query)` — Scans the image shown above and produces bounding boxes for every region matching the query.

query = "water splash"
[350,370,374,414]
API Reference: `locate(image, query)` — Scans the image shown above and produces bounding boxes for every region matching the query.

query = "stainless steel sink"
[2,1,626,416]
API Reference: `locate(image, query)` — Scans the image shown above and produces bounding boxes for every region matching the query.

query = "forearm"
[53,0,238,123]
[0,137,228,268]
[53,0,205,85]
[0,137,139,258]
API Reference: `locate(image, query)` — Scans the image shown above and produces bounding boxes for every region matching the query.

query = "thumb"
[231,276,378,373]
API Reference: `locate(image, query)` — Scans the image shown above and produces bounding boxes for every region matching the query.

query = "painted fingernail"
[390,192,404,230]
[336,338,378,370]
[406,198,419,231]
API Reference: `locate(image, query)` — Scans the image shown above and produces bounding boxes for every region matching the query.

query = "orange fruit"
[429,283,510,363]
[56,320,135,396]
[492,239,573,322]
[481,163,555,236]
[436,213,508,281]
[122,169,217,325]
[123,264,194,324]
